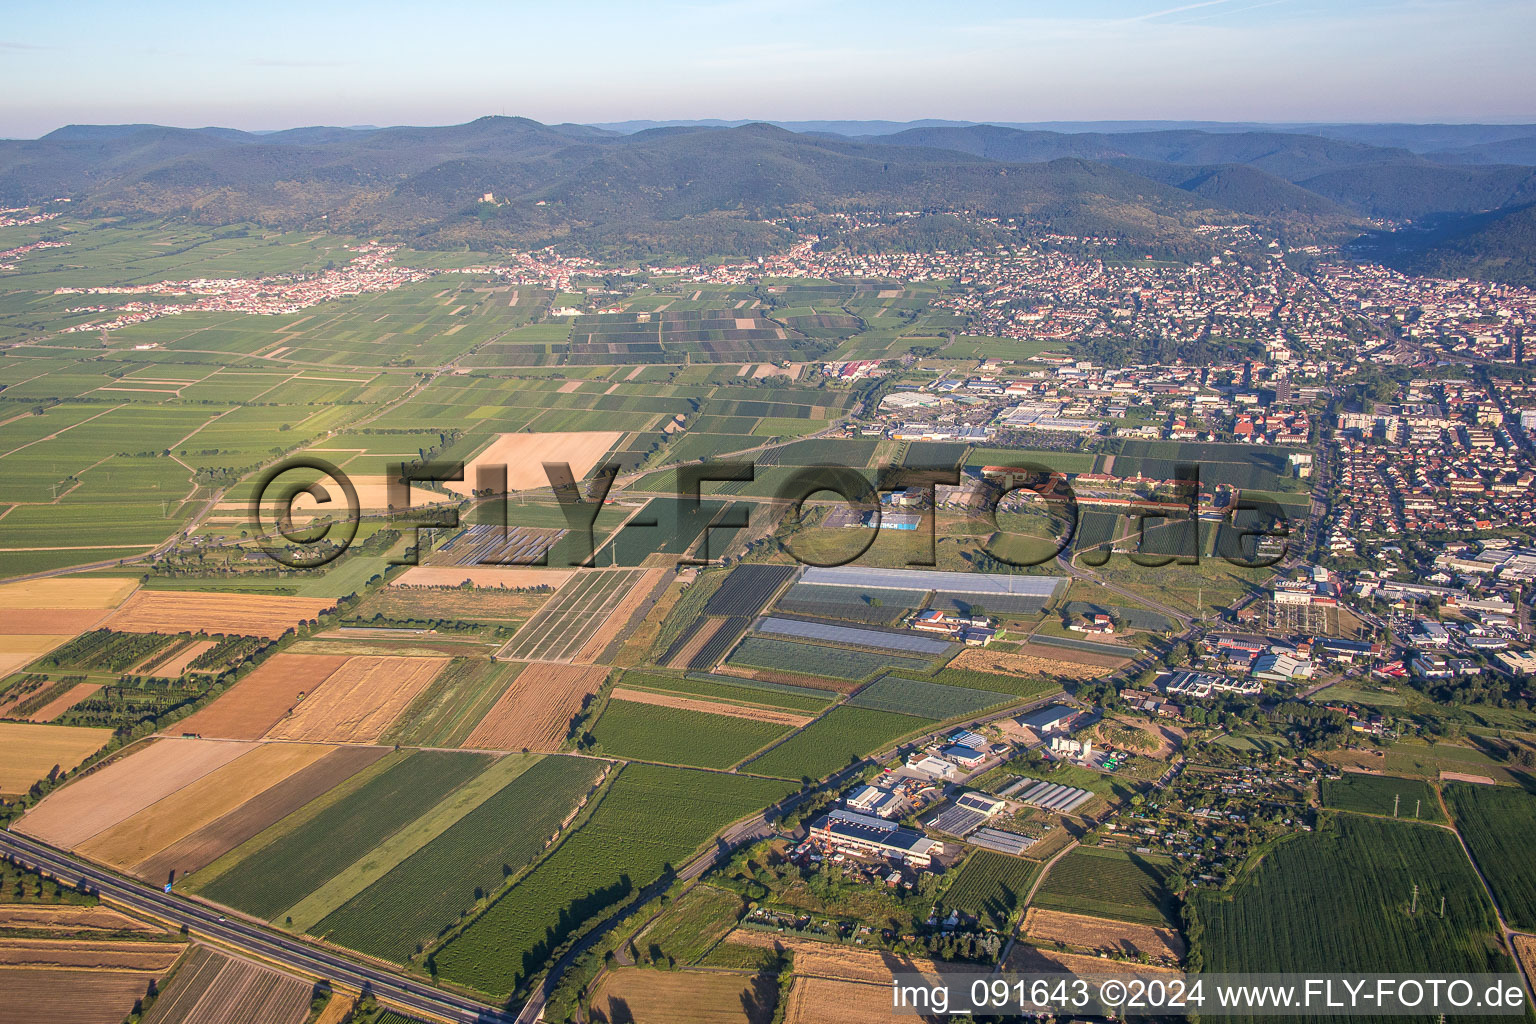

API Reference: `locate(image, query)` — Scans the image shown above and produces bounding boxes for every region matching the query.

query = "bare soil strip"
[608,688,811,727]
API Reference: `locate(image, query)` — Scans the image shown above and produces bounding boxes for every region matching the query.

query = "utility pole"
[1415,799,1421,820]
[1411,883,1419,915]
[1394,792,1400,819]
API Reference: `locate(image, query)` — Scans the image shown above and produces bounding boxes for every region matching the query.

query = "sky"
[2,0,1533,137]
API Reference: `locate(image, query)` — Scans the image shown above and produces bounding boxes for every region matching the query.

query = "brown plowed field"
[140,945,312,1024]
[608,688,812,727]
[15,738,257,850]
[102,591,335,638]
[573,568,668,663]
[77,743,334,871]
[0,609,114,634]
[442,430,622,496]
[667,616,729,669]
[463,664,608,751]
[951,645,1124,680]
[1515,935,1535,996]
[0,938,184,971]
[0,905,161,934]
[146,640,218,678]
[2,969,171,1024]
[589,968,773,1024]
[0,721,111,795]
[176,654,349,740]
[131,744,387,884]
[265,656,448,743]
[1023,908,1186,962]
[26,682,102,722]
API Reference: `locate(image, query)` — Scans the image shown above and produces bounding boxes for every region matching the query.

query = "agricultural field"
[1032,847,1178,926]
[174,652,350,740]
[16,737,255,849]
[700,564,798,617]
[847,675,1013,720]
[744,706,933,781]
[0,721,112,795]
[141,945,313,1024]
[1023,908,1186,962]
[497,569,647,661]
[1192,815,1514,976]
[615,671,833,714]
[1321,773,1446,823]
[313,754,603,962]
[588,968,777,1024]
[102,591,335,638]
[462,663,608,751]
[604,686,812,727]
[380,659,523,747]
[1443,783,1536,931]
[942,850,1040,930]
[726,635,935,680]
[4,970,179,1024]
[590,696,792,768]
[264,655,447,744]
[133,746,388,884]
[75,741,335,873]
[189,750,492,921]
[432,764,796,999]
[443,430,624,495]
[633,883,745,966]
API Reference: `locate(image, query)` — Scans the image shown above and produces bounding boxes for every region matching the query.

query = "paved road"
[0,829,517,1024]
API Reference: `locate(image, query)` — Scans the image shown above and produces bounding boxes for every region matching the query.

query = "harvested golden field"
[176,653,349,740]
[15,738,256,849]
[1023,908,1186,962]
[392,566,573,589]
[608,688,812,727]
[25,682,102,723]
[951,645,1124,680]
[726,930,945,984]
[0,578,137,610]
[0,721,111,796]
[77,743,334,871]
[1514,935,1535,996]
[573,568,667,663]
[0,634,73,678]
[463,663,608,751]
[1,969,170,1024]
[146,640,218,678]
[0,937,184,971]
[442,430,623,496]
[102,591,335,638]
[0,905,162,934]
[1005,942,1180,977]
[589,968,776,1024]
[783,977,907,1024]
[265,656,447,743]
[360,586,551,626]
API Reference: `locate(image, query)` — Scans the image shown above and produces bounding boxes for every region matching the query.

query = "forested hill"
[2,117,1534,283]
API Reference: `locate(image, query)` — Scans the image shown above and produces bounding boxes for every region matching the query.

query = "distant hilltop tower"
[481,191,495,203]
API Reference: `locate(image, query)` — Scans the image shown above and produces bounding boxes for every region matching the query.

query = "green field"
[616,671,833,713]
[1193,816,1513,984]
[634,883,745,965]
[431,763,795,999]
[943,850,1040,931]
[191,750,492,920]
[1321,774,1445,823]
[314,755,602,962]
[847,675,1014,720]
[590,698,792,769]
[726,635,934,680]
[744,706,933,781]
[380,660,521,748]
[1444,783,1536,932]
[1033,847,1177,926]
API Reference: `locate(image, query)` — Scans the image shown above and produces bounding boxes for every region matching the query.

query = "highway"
[0,829,517,1024]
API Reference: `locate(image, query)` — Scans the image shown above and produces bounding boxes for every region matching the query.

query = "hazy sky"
[3,0,1533,137]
